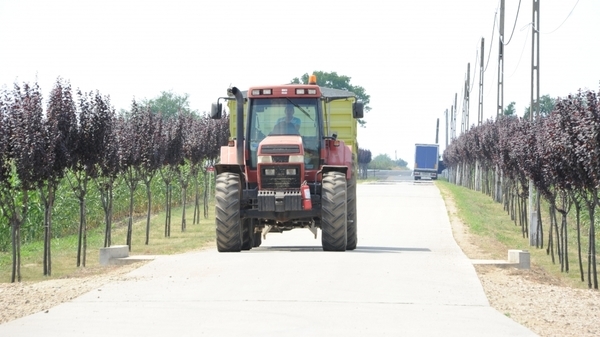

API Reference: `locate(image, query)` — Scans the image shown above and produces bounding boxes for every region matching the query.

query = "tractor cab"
[247,97,322,180]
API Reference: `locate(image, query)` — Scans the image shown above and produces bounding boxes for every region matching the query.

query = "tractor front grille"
[260,165,301,189]
[261,145,300,154]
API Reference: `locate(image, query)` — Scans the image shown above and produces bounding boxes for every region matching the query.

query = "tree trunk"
[11,216,17,283]
[127,187,135,251]
[98,180,114,248]
[553,205,562,267]
[537,196,543,248]
[193,170,200,225]
[181,184,187,232]
[108,185,113,247]
[574,196,584,282]
[586,194,598,289]
[590,194,598,289]
[547,205,555,263]
[17,218,21,282]
[42,186,55,276]
[82,196,87,267]
[145,181,152,245]
[77,195,86,267]
[168,186,172,236]
[203,171,209,218]
[561,211,568,272]
[164,182,171,237]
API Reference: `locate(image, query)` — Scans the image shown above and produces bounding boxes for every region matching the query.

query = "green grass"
[436,180,595,289]
[0,202,216,283]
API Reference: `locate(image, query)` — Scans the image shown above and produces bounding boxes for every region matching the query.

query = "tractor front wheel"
[321,171,347,251]
[215,173,242,252]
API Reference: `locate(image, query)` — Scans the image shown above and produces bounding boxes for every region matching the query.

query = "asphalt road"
[0,178,536,336]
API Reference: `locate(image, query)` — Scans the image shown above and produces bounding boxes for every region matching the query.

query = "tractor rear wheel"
[321,171,347,251]
[215,172,242,252]
[241,218,253,250]
[252,232,262,248]
[346,173,357,250]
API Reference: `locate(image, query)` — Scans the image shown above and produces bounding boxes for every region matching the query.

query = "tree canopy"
[290,71,371,126]
[142,91,192,119]
[368,154,395,170]
[503,102,516,116]
[523,94,556,120]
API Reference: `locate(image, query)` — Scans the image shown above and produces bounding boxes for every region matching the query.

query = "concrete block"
[113,255,156,265]
[508,249,530,269]
[99,245,130,265]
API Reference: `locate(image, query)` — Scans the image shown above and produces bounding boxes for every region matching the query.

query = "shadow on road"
[251,246,431,253]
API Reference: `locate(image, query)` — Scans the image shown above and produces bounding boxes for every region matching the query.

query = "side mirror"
[353,101,364,119]
[210,103,222,119]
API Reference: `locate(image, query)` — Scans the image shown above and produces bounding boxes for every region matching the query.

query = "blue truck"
[413,143,439,180]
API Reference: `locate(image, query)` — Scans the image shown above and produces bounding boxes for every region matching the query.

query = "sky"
[0,0,598,168]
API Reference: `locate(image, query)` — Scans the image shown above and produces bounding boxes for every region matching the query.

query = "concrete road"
[0,182,536,336]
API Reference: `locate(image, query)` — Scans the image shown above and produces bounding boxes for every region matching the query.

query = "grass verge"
[436,179,591,289]
[0,203,216,283]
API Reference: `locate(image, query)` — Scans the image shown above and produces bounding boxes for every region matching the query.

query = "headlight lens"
[265,169,275,176]
[257,155,272,163]
[288,155,304,163]
[286,168,297,175]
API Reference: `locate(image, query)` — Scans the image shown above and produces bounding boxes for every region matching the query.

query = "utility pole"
[529,0,541,247]
[453,93,457,139]
[494,0,505,202]
[478,37,484,125]
[461,84,465,134]
[465,63,470,131]
[435,118,439,144]
[497,0,505,118]
[445,108,449,148]
[450,104,455,140]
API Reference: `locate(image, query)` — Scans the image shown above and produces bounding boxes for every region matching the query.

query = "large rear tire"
[321,171,347,251]
[346,173,357,250]
[252,231,262,248]
[241,218,253,251]
[215,173,242,252]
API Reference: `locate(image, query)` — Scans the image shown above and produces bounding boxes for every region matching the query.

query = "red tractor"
[211,76,363,252]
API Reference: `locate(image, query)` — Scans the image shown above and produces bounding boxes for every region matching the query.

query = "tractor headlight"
[257,155,272,163]
[288,155,304,163]
[286,168,297,176]
[264,168,275,176]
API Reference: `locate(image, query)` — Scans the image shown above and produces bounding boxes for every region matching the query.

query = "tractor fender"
[215,164,244,177]
[324,140,354,180]
[321,165,348,178]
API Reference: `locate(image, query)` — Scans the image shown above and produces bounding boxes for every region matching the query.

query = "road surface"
[0,178,536,336]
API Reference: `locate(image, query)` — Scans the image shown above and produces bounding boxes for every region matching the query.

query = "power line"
[535,0,580,34]
[507,25,531,78]
[483,8,498,72]
[500,0,522,45]
[469,49,478,94]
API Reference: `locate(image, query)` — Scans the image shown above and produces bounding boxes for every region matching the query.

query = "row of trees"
[0,79,229,282]
[357,148,372,179]
[443,88,599,289]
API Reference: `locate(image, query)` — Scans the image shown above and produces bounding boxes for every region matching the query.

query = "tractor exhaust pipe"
[228,87,245,166]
